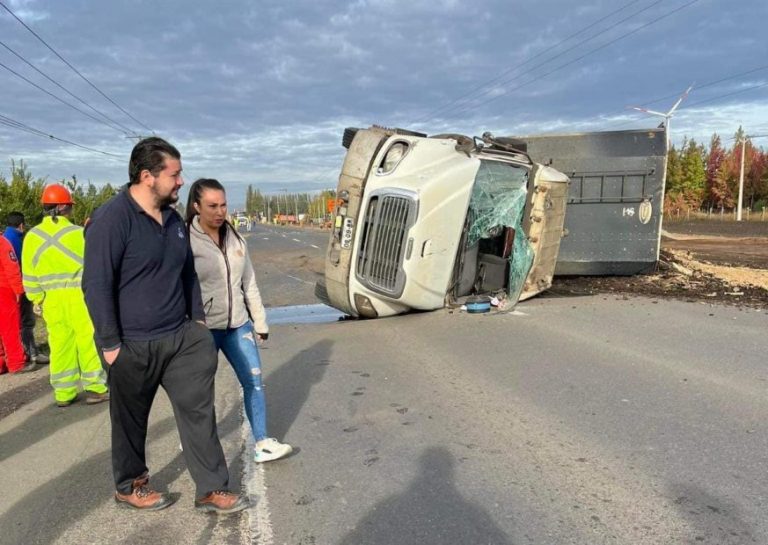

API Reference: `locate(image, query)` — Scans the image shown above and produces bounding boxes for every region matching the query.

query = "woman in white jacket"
[186,179,291,463]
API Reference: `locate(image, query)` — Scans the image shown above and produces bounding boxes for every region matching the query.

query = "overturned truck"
[317,126,666,318]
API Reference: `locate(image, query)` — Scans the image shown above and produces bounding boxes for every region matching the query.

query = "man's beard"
[154,187,179,207]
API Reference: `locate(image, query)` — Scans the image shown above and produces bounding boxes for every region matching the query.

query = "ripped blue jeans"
[210,321,267,441]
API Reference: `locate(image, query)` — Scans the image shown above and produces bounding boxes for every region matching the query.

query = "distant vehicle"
[274,214,297,225]
[316,125,666,318]
[232,213,250,230]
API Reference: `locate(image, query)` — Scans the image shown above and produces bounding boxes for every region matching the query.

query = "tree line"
[244,185,336,221]
[4,127,766,229]
[0,161,117,226]
[665,127,767,214]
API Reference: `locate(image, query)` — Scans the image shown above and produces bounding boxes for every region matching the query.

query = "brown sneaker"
[85,391,110,405]
[195,491,249,514]
[115,475,176,511]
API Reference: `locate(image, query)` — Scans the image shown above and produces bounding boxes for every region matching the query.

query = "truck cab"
[317,126,571,318]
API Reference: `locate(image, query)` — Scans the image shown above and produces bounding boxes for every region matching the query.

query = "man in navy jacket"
[83,137,247,514]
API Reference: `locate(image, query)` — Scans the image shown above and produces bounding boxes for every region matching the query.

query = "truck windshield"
[467,160,534,301]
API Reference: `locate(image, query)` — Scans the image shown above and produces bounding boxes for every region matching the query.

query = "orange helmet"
[41,185,74,205]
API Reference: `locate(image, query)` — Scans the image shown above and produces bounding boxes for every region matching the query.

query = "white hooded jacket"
[188,216,268,333]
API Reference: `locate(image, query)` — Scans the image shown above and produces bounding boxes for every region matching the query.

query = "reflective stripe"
[23,274,39,283]
[81,370,105,379]
[50,370,78,381]
[26,271,82,283]
[25,271,83,294]
[52,380,79,389]
[30,280,82,292]
[30,226,83,268]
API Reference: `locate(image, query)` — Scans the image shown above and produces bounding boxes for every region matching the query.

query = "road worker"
[0,233,33,374]
[21,184,108,406]
[4,211,49,365]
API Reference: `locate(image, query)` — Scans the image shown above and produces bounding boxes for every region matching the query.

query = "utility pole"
[737,136,746,221]
[734,133,767,222]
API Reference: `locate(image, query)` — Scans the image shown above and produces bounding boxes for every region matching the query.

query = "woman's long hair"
[185,178,243,248]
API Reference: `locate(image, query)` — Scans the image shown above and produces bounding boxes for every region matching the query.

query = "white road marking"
[310,244,320,249]
[287,274,313,285]
[292,238,301,242]
[262,237,269,240]
[243,422,273,545]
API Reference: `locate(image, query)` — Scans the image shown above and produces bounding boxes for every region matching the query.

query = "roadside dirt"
[551,221,768,309]
[0,328,50,420]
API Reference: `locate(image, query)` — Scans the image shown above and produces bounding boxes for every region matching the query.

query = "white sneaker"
[254,438,292,463]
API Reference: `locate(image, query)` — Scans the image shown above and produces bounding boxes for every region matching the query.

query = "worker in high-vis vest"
[21,185,108,407]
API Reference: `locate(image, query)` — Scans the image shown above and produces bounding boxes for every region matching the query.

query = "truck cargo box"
[517,128,666,275]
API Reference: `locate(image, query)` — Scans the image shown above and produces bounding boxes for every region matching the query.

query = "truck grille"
[356,193,417,296]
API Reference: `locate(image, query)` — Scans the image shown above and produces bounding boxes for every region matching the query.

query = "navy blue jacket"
[2,227,23,267]
[82,188,204,349]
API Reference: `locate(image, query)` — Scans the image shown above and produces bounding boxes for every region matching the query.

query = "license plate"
[341,217,354,248]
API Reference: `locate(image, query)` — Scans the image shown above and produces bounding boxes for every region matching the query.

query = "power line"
[0,112,124,159]
[437,0,702,125]
[0,0,152,133]
[0,39,139,136]
[0,59,132,135]
[633,64,768,110]
[682,81,768,110]
[599,74,768,131]
[416,0,653,124]
[593,64,768,130]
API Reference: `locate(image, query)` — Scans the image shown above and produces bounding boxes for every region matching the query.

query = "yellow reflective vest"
[21,216,85,304]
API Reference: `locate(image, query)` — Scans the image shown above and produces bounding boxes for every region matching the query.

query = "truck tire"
[342,127,361,149]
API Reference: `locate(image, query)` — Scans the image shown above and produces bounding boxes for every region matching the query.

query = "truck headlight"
[354,293,379,318]
[379,142,409,174]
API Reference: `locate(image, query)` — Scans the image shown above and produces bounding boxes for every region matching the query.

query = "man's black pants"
[105,320,230,497]
[19,295,36,353]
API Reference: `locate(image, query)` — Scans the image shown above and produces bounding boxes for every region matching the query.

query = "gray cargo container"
[517,128,667,275]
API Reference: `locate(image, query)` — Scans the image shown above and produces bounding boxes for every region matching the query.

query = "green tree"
[245,185,254,213]
[705,134,731,210]
[0,160,46,226]
[678,138,706,206]
[61,174,118,224]
[0,162,118,227]
[665,145,682,195]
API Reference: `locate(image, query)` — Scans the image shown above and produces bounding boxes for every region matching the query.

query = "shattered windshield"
[467,160,534,301]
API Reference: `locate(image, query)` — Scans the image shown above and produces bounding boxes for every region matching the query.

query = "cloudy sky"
[0,0,766,203]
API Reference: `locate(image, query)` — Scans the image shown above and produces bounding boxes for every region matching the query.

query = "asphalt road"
[249,225,767,545]
[244,224,329,307]
[1,224,764,545]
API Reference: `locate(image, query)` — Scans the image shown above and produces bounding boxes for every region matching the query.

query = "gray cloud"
[1,0,766,203]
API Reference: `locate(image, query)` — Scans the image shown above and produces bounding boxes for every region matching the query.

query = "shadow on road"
[0,398,242,545]
[338,446,514,545]
[264,339,333,440]
[668,482,759,544]
[0,372,50,420]
[0,401,108,464]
